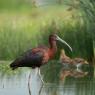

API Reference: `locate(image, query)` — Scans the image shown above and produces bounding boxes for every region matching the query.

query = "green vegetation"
[0,0,94,62]
[0,0,33,10]
[0,5,80,60]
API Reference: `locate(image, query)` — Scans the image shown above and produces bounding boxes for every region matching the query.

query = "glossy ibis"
[10,34,72,85]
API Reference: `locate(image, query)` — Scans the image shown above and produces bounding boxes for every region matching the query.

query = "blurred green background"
[0,0,94,61]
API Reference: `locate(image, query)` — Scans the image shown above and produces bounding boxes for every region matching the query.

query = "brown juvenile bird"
[60,49,72,64]
[60,49,88,81]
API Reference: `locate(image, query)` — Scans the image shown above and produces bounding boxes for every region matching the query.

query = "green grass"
[0,5,81,60]
[0,2,94,62]
[0,0,33,11]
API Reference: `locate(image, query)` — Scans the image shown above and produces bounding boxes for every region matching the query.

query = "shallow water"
[0,61,95,95]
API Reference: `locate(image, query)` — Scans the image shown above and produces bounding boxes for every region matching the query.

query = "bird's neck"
[48,41,57,59]
[50,40,57,51]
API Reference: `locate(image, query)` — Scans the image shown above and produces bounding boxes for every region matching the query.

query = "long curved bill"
[56,35,72,52]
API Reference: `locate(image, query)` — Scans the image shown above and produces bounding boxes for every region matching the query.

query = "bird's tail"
[10,58,21,70]
[10,64,18,70]
[10,61,18,70]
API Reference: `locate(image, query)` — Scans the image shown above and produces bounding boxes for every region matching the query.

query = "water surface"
[0,61,94,95]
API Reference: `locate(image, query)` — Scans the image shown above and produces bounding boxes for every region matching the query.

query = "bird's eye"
[52,36,56,40]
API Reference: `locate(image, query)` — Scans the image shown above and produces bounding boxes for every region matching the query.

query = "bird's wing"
[18,48,45,64]
[25,48,44,61]
[10,48,48,69]
[30,48,49,64]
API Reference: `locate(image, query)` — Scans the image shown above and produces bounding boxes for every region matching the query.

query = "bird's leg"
[39,83,43,95]
[28,70,32,95]
[35,68,39,77]
[38,68,44,95]
[38,68,45,84]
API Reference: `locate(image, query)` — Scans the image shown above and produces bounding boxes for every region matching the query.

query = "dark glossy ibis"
[10,34,72,80]
[10,34,72,95]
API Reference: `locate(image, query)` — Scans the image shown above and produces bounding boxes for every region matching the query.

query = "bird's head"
[74,58,89,64]
[84,60,89,64]
[49,34,72,52]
